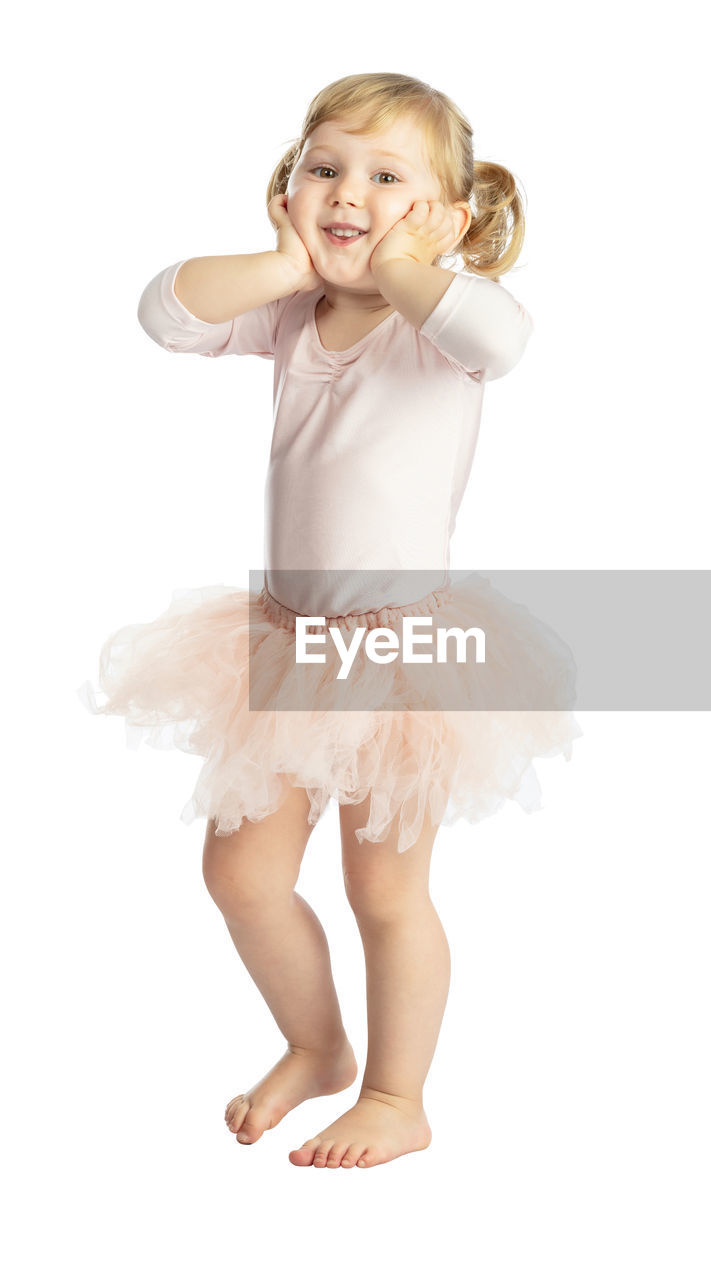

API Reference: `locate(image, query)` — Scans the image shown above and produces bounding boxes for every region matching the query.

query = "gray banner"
[246,569,711,711]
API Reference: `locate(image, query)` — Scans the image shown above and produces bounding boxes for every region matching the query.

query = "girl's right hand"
[268,193,322,293]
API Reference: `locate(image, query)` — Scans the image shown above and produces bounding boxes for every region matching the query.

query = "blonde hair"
[266,72,527,281]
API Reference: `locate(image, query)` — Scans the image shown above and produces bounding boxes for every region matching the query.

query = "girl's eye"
[310,166,399,184]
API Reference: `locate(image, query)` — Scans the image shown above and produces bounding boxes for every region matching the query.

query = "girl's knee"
[201,815,304,917]
[341,814,437,924]
[343,866,428,925]
[202,847,266,918]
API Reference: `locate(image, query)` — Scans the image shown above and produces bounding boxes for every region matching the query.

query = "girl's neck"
[319,284,393,315]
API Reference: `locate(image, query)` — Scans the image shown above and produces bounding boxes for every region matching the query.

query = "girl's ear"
[441,200,472,255]
[452,200,473,244]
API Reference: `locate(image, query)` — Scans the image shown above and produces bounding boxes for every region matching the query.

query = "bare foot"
[225,1041,358,1144]
[288,1088,432,1169]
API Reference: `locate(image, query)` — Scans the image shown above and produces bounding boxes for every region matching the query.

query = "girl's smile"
[321,226,369,247]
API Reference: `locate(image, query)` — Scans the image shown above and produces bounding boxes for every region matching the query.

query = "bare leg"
[203,783,358,1144]
[290,795,448,1169]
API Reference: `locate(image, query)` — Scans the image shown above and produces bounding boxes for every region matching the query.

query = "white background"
[4,1,709,1276]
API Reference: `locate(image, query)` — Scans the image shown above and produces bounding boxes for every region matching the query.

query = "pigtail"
[266,139,303,205]
[453,160,527,281]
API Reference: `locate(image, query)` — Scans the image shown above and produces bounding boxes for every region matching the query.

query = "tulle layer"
[77,575,582,852]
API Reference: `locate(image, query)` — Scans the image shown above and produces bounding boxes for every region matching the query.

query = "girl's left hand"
[370,201,459,272]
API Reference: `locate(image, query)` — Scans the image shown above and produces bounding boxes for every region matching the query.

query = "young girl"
[78,71,581,1170]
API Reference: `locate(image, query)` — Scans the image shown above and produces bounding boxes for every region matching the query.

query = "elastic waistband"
[257,584,455,633]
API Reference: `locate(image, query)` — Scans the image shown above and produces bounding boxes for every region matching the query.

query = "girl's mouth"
[322,228,367,247]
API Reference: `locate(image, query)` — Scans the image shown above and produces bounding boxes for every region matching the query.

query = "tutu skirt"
[77,574,582,852]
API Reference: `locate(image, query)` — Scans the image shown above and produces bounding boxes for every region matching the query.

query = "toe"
[288,1142,319,1167]
[225,1097,245,1126]
[312,1142,332,1168]
[226,1101,249,1132]
[325,1143,350,1168]
[237,1100,278,1143]
[341,1144,362,1167]
[235,1113,267,1144]
[356,1149,371,1167]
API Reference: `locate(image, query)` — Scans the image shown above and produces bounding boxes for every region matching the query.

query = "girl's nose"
[329,173,366,205]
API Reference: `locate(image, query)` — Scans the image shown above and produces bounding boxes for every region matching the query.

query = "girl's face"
[285,115,445,291]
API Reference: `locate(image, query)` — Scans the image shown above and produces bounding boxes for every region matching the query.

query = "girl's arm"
[370,201,533,381]
[375,258,533,382]
[171,195,320,324]
[173,250,305,324]
[419,268,533,381]
[137,261,283,357]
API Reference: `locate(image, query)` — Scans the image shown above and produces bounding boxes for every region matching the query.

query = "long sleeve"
[136,260,281,359]
[419,272,534,381]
